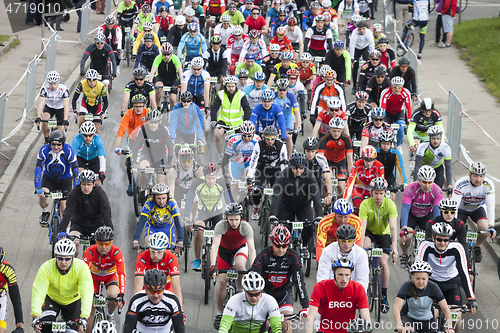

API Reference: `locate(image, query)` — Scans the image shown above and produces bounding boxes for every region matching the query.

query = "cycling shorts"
[41,175,72,193]
[327,159,347,180]
[173,185,189,206]
[291,42,300,51]
[40,296,81,333]
[207,11,222,22]
[457,207,487,224]
[406,211,433,230]
[301,78,312,87]
[385,110,405,123]
[91,273,119,293]
[153,76,179,94]
[0,291,6,329]
[413,20,428,34]
[365,229,392,255]
[360,10,370,19]
[230,161,250,180]
[432,276,461,306]
[266,288,293,313]
[199,212,224,227]
[145,223,176,245]
[192,93,206,110]
[216,243,248,270]
[413,131,428,143]
[139,153,168,169]
[43,106,65,124]
[70,223,99,239]
[79,100,103,123]
[352,187,371,209]
[77,156,100,174]
[284,113,295,131]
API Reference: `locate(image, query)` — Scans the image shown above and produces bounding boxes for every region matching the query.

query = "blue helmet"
[245,53,256,60]
[187,22,198,31]
[261,89,275,101]
[371,107,386,119]
[281,51,293,60]
[332,257,354,270]
[333,40,344,49]
[333,199,353,215]
[253,71,266,81]
[289,152,307,168]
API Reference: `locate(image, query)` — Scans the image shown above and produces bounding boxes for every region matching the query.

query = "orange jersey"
[116,108,150,140]
[315,213,362,262]
[298,62,316,81]
[135,250,179,292]
[83,245,126,294]
[344,159,385,200]
[268,36,293,54]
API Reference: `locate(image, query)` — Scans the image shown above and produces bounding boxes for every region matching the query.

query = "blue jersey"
[270,17,288,38]
[177,32,207,61]
[35,143,79,188]
[169,101,205,140]
[273,91,299,130]
[134,197,183,244]
[243,83,270,111]
[302,9,315,30]
[72,133,106,161]
[181,68,210,95]
[240,6,252,19]
[250,103,287,140]
[266,7,278,21]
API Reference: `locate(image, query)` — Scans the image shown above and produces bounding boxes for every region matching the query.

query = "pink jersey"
[402,182,443,218]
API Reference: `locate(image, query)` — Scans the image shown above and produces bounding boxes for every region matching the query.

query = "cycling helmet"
[242,271,265,291]
[269,43,280,52]
[398,56,410,65]
[336,224,356,240]
[262,125,279,136]
[142,22,154,31]
[144,268,167,290]
[104,15,116,25]
[319,65,332,76]
[94,33,106,43]
[46,70,60,83]
[158,6,167,13]
[300,52,312,61]
[270,224,291,246]
[329,117,344,129]
[346,319,372,333]
[131,94,147,104]
[253,71,266,81]
[334,199,353,215]
[237,68,249,79]
[303,137,319,150]
[311,1,321,10]
[370,177,388,190]
[351,14,362,22]
[92,320,116,333]
[286,68,300,77]
[372,23,383,32]
[287,17,297,26]
[427,125,443,137]
[378,37,390,45]
[260,89,275,101]
[280,51,293,60]
[315,14,325,21]
[369,50,382,59]
[417,165,436,182]
[432,222,454,237]
[86,68,100,81]
[356,20,367,28]
[0,247,4,264]
[240,120,256,135]
[275,0,284,4]
[289,152,306,167]
[324,69,336,78]
[224,76,238,85]
[322,0,332,7]
[148,232,169,250]
[94,226,114,242]
[469,161,487,175]
[143,32,154,42]
[420,97,434,111]
[373,65,387,76]
[233,26,243,35]
[211,35,222,44]
[409,261,433,275]
[378,130,395,143]
[322,12,332,22]
[178,146,194,161]
[185,8,196,16]
[191,56,204,68]
[333,40,344,49]
[49,130,66,144]
[141,3,151,12]
[161,42,173,55]
[54,238,76,256]
[203,163,218,175]
[276,27,286,36]
[249,29,261,39]
[146,109,163,122]
[277,6,287,14]
[245,52,256,60]
[151,183,170,195]
[227,2,237,8]
[276,78,289,90]
[225,203,244,216]
[133,67,147,78]
[180,91,193,101]
[355,91,369,101]
[187,22,198,31]
[332,257,354,270]
[175,15,186,25]
[79,169,97,183]
[391,76,405,86]
[327,99,342,111]
[439,198,458,211]
[371,107,386,119]
[221,15,232,23]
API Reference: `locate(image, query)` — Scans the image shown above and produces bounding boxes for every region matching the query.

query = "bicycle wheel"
[407,32,415,49]
[107,61,113,93]
[460,0,467,12]
[113,0,118,6]
[204,245,211,305]
[262,207,270,248]
[304,238,313,277]
[132,174,140,217]
[50,215,59,258]
[470,244,476,292]
[429,1,436,12]
[368,277,374,312]
[183,228,191,273]
[373,270,381,323]
[125,38,130,67]
[92,308,105,329]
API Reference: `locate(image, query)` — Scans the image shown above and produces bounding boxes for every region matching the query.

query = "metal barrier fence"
[0,94,6,159]
[80,3,91,43]
[447,90,463,165]
[45,33,57,74]
[25,56,38,115]
[408,49,418,95]
[105,0,112,17]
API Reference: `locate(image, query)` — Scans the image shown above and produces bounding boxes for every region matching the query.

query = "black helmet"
[132,67,147,78]
[303,137,319,150]
[94,226,114,241]
[336,224,357,240]
[377,37,390,45]
[289,152,306,168]
[356,20,367,28]
[420,98,434,111]
[144,268,167,290]
[225,203,243,216]
[143,32,154,42]
[0,247,4,263]
[49,130,66,144]
[374,65,387,76]
[262,125,278,137]
[398,56,410,65]
[180,91,193,101]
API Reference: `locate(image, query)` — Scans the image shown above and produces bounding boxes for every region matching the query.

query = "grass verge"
[453,17,500,103]
[0,35,11,44]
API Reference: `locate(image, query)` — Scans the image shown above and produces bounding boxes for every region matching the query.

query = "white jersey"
[453,175,495,224]
[285,25,303,44]
[214,23,235,46]
[415,141,451,168]
[349,28,375,56]
[221,292,280,330]
[237,79,253,92]
[338,0,360,19]
[225,133,261,164]
[316,243,369,291]
[412,0,430,22]
[40,83,69,109]
[288,81,306,97]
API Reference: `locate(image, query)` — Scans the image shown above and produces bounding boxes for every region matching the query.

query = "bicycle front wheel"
[113,0,118,5]
[204,245,211,305]
[50,215,59,258]
[374,270,381,322]
[261,207,270,248]
[132,174,140,217]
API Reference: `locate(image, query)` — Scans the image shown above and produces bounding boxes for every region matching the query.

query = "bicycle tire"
[368,278,374,312]
[373,270,381,322]
[429,1,436,13]
[459,0,467,12]
[470,242,476,292]
[407,32,415,49]
[262,207,270,248]
[92,308,105,329]
[204,245,211,304]
[132,174,140,217]
[107,61,113,93]
[113,0,118,6]
[125,38,131,67]
[305,238,313,277]
[50,215,59,258]
[184,227,191,273]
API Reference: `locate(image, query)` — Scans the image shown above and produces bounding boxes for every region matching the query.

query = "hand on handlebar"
[132,241,141,253]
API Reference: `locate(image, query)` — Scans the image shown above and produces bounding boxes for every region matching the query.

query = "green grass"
[0,35,11,44]
[453,17,500,102]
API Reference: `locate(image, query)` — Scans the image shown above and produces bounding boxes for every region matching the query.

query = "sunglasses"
[181,100,192,103]
[273,243,288,248]
[442,210,456,215]
[400,65,409,68]
[288,76,297,80]
[51,143,62,146]
[252,12,259,15]
[242,134,253,138]
[420,180,433,185]
[371,58,380,61]
[373,118,384,121]
[144,29,152,32]
[376,75,385,79]
[96,241,111,246]
[279,14,286,17]
[363,158,376,162]
[246,291,262,297]
[264,137,276,141]
[82,134,94,138]
[339,239,355,244]
[56,256,72,262]
[329,108,340,112]
[96,42,104,45]
[135,78,145,81]
[292,166,305,171]
[181,160,193,164]
[147,288,164,295]
[192,68,202,71]
[435,237,450,243]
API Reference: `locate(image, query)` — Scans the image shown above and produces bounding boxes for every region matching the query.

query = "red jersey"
[268,36,293,54]
[135,250,180,292]
[318,134,353,163]
[344,159,385,200]
[379,87,412,118]
[315,214,362,262]
[298,62,316,81]
[309,279,368,333]
[244,15,266,32]
[204,0,225,15]
[156,15,173,31]
[361,122,393,149]
[316,109,347,135]
[83,245,126,294]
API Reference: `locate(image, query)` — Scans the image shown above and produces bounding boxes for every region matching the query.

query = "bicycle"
[67,234,95,258]
[351,135,362,162]
[209,76,219,106]
[397,20,415,57]
[40,190,68,258]
[219,265,245,308]
[159,85,175,114]
[123,27,132,67]
[38,319,81,333]
[121,149,141,217]
[92,281,122,329]
[182,217,193,273]
[365,245,393,322]
[465,228,490,292]
[106,57,113,93]
[399,227,425,275]
[433,303,471,333]
[256,180,274,248]
[280,312,301,333]
[193,224,215,305]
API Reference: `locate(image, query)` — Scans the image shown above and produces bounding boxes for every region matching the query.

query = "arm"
[210,236,221,268]
[343,50,352,81]
[444,158,453,190]
[133,214,148,241]
[394,149,408,184]
[246,238,256,266]
[305,305,318,333]
[389,216,398,259]
[7,279,23,325]
[78,264,94,319]
[311,121,321,138]
[400,203,411,228]
[171,275,183,311]
[393,297,406,331]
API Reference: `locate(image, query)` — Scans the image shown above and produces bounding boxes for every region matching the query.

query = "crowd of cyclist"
[0,1,497,333]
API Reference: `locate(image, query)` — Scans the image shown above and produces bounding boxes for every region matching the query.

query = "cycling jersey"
[117,108,150,140]
[318,134,353,164]
[305,26,333,51]
[244,15,266,31]
[135,44,160,70]
[73,80,107,109]
[203,47,229,76]
[247,139,288,179]
[83,245,125,294]
[271,62,298,80]
[415,141,451,168]
[225,133,261,164]
[133,31,162,54]
[375,147,407,184]
[72,133,106,165]
[453,176,495,225]
[270,17,288,38]
[348,28,375,55]
[425,216,468,253]
[284,27,302,45]
[181,68,210,95]
[184,177,231,215]
[132,124,174,164]
[315,109,348,136]
[379,86,413,118]
[239,39,268,63]
[31,258,93,318]
[311,81,346,116]
[407,108,443,145]
[134,198,183,244]
[153,0,174,13]
[298,62,316,82]
[359,197,398,235]
[346,102,371,133]
[365,76,391,105]
[236,62,263,79]
[273,91,299,130]
[396,280,444,321]
[361,121,393,148]
[226,35,250,60]
[389,66,417,95]
[203,0,226,15]
[344,158,384,198]
[401,182,442,226]
[378,47,396,71]
[117,1,139,24]
[410,0,430,23]
[0,262,23,324]
[135,12,155,32]
[152,54,182,82]
[215,219,253,250]
[301,9,316,30]
[337,0,359,19]
[309,279,368,333]
[169,102,204,140]
[263,58,281,80]
[288,80,306,98]
[124,81,156,108]
[172,161,202,190]
[324,48,351,82]
[222,9,245,26]
[243,84,271,111]
[177,33,207,62]
[35,143,78,187]
[214,23,234,46]
[305,154,330,184]
[98,24,123,50]
[359,62,387,91]
[40,83,69,109]
[316,213,362,260]
[135,250,179,292]
[81,43,117,73]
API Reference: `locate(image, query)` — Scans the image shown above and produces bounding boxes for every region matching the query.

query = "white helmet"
[224,76,238,85]
[46,70,60,83]
[221,15,231,23]
[86,69,100,81]
[469,161,486,175]
[143,22,154,30]
[185,7,195,16]
[329,117,344,129]
[242,271,265,291]
[233,26,243,35]
[92,320,116,333]
[54,239,76,256]
[94,33,106,43]
[427,125,443,137]
[191,56,205,68]
[175,15,186,25]
[409,261,432,275]
[319,65,332,76]
[300,52,312,61]
[432,222,454,237]
[417,165,436,182]
[269,43,280,52]
[327,98,342,109]
[80,121,97,135]
[148,232,169,250]
[391,76,405,87]
[322,0,332,8]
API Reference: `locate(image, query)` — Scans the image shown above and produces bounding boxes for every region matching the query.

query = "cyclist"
[310,70,346,125]
[0,247,24,333]
[218,271,282,333]
[134,32,160,71]
[238,30,268,65]
[404,0,430,59]
[240,0,255,20]
[243,71,271,112]
[212,203,256,328]
[31,239,92,333]
[149,42,183,111]
[267,51,297,87]
[389,56,417,100]
[270,152,323,254]
[223,2,245,26]
[82,227,125,323]
[346,91,372,142]
[122,67,157,114]
[376,130,407,202]
[134,4,156,35]
[249,225,309,333]
[98,15,123,75]
[133,183,184,252]
[273,78,300,156]
[286,68,307,128]
[226,26,250,75]
[305,258,370,333]
[372,23,386,47]
[236,68,253,91]
[36,70,70,143]
[302,137,334,205]
[312,97,348,140]
[247,126,288,219]
[235,54,263,80]
[214,16,234,47]
[243,6,267,34]
[59,170,112,257]
[377,37,396,70]
[302,1,320,31]
[270,7,288,38]
[80,33,117,93]
[324,40,352,87]
[187,0,204,24]
[72,69,108,134]
[134,232,183,312]
[180,56,210,111]
[365,65,391,108]
[349,19,375,93]
[124,269,184,333]
[154,6,174,39]
[185,7,201,31]
[337,0,360,41]
[359,177,398,313]
[284,18,303,59]
[413,126,452,191]
[399,165,442,268]
[132,22,162,57]
[452,162,497,262]
[358,50,386,91]
[167,16,188,50]
[393,261,454,333]
[204,0,226,33]
[408,98,444,158]
[72,124,105,179]
[360,107,393,150]
[417,223,477,333]
[203,35,229,79]
[304,15,334,58]
[35,130,79,227]
[262,44,281,81]
[117,0,139,46]
[169,91,205,148]
[297,52,316,100]
[250,89,286,140]
[177,23,207,66]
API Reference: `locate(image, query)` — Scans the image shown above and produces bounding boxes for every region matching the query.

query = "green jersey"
[359,197,398,236]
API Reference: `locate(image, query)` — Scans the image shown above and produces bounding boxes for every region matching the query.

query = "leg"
[215,273,227,312]
[380,253,390,289]
[41,111,51,139]
[94,121,101,135]
[193,220,205,261]
[214,128,225,154]
[68,230,82,258]
[475,218,489,247]
[234,254,247,291]
[155,82,163,107]
[106,284,120,313]
[286,132,293,157]
[396,119,405,147]
[169,92,177,112]
[139,159,150,189]
[399,227,414,255]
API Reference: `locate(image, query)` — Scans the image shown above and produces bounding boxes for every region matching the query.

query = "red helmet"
[161,42,173,55]
[361,145,377,159]
[287,17,297,26]
[249,29,261,39]
[203,163,218,175]
[270,224,291,246]
[286,68,300,77]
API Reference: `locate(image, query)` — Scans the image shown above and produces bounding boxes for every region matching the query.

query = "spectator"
[439,0,457,48]
[394,0,411,27]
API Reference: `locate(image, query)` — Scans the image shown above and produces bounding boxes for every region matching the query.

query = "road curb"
[0,36,19,57]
